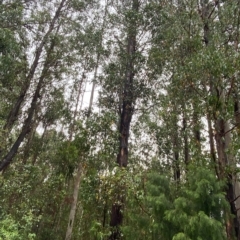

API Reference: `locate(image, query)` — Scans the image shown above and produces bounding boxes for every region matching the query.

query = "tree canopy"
[1,0,240,239]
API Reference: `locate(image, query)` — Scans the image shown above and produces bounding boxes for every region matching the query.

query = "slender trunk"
[22,89,45,164]
[88,56,99,115]
[79,79,87,112]
[234,100,240,132]
[214,116,240,239]
[0,31,59,171]
[182,113,189,166]
[64,2,110,238]
[233,95,240,228]
[68,70,86,140]
[65,162,83,240]
[109,1,139,239]
[64,70,86,240]
[193,109,201,151]
[172,106,180,181]
[200,2,240,238]
[88,0,109,115]
[173,135,180,181]
[206,111,219,177]
[3,0,67,132]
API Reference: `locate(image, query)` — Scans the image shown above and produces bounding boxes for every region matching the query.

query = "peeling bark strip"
[109,0,139,239]
[3,0,67,132]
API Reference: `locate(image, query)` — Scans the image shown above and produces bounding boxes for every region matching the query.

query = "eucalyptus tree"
[64,1,111,239]
[0,0,97,171]
[0,0,27,156]
[0,0,70,171]
[196,1,240,238]
[0,0,108,238]
[140,0,240,238]
[2,0,240,239]
[98,0,155,238]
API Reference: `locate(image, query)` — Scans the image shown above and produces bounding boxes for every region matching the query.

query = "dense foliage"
[1,0,240,239]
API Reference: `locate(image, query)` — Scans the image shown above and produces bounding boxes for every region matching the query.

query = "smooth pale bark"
[206,111,219,178]
[64,74,85,240]
[64,2,109,239]
[64,67,87,240]
[65,163,83,240]
[68,70,86,140]
[88,0,109,115]
[88,56,99,115]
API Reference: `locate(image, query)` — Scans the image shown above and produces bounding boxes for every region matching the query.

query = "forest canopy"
[1,0,240,239]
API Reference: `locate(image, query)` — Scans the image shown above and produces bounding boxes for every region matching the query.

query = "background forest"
[1,0,240,239]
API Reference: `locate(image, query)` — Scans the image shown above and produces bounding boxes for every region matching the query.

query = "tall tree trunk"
[3,0,67,132]
[65,162,83,240]
[64,2,110,238]
[192,109,201,151]
[88,0,108,115]
[0,30,59,171]
[64,68,86,240]
[182,112,190,166]
[68,70,86,140]
[206,111,219,177]
[172,104,180,181]
[109,1,139,239]
[199,1,240,238]
[88,55,99,115]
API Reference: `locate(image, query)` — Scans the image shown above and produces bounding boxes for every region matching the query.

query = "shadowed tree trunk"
[0,24,62,171]
[3,0,67,133]
[172,104,180,181]
[200,1,240,238]
[182,110,190,166]
[109,1,139,239]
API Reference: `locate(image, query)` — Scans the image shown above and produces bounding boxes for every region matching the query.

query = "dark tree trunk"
[3,0,66,132]
[173,133,180,181]
[0,78,43,171]
[0,32,58,171]
[193,110,201,150]
[109,1,139,239]
[172,105,180,181]
[182,115,189,166]
[234,100,240,132]
[199,1,240,238]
